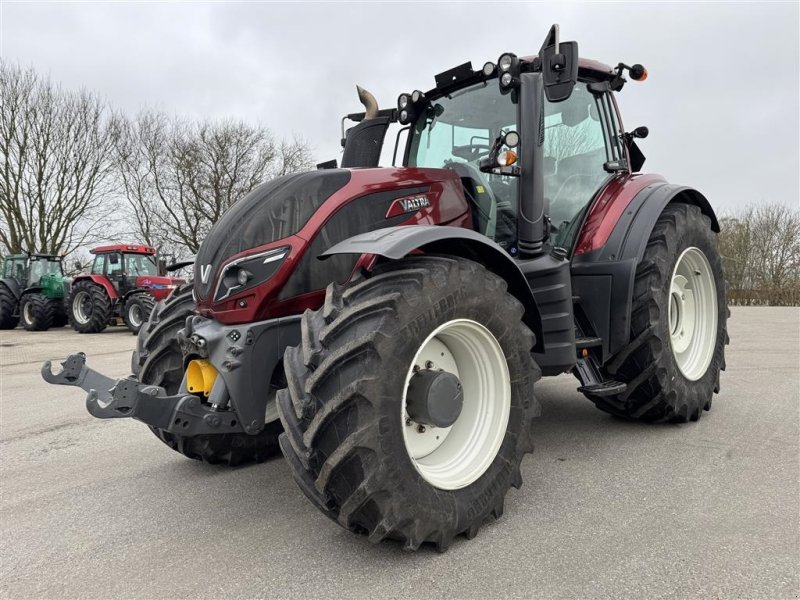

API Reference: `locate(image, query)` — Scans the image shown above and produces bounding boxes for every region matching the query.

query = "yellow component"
[475,185,485,194]
[186,359,218,396]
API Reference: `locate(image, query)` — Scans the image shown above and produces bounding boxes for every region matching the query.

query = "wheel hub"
[406,369,463,428]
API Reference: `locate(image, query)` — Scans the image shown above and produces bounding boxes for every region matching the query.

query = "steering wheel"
[452,144,491,162]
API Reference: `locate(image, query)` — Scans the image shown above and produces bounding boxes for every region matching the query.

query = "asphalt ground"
[1,307,798,599]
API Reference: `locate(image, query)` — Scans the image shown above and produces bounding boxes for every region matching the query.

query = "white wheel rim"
[23,301,33,324]
[401,319,510,490]
[668,247,717,381]
[129,304,142,328]
[72,291,90,324]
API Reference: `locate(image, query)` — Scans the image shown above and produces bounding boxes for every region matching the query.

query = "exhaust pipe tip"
[356,85,379,120]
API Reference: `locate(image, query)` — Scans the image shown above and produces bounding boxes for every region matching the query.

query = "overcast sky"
[2,1,798,213]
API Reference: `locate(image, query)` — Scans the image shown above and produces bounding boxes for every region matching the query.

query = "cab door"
[542,82,626,251]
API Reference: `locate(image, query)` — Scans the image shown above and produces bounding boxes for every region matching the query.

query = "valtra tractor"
[67,244,184,334]
[44,26,728,551]
[0,253,68,331]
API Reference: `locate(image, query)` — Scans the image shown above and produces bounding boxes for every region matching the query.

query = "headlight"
[214,246,288,302]
[498,54,514,72]
[500,72,513,86]
[399,109,409,124]
[482,61,496,76]
[411,90,423,103]
[398,94,409,109]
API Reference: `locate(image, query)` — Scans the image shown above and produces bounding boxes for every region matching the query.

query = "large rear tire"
[122,292,155,334]
[582,203,729,422]
[135,285,282,466]
[20,294,55,331]
[279,256,540,551]
[0,283,19,329]
[68,281,111,333]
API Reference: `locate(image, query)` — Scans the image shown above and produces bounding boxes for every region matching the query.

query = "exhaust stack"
[341,86,390,168]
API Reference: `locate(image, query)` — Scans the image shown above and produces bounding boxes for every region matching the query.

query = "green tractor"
[0,253,69,331]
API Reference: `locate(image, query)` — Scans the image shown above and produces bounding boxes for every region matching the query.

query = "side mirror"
[109,253,119,265]
[74,261,82,271]
[157,258,167,275]
[538,25,579,103]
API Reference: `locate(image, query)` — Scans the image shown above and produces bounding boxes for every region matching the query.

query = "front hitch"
[41,353,244,435]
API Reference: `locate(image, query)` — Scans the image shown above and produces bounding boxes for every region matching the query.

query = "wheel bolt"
[417,424,426,433]
[405,418,412,426]
[425,360,434,369]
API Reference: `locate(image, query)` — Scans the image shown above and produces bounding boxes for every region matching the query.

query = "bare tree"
[112,110,314,256]
[0,62,116,255]
[720,203,800,306]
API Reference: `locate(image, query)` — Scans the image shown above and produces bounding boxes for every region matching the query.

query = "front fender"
[73,274,118,300]
[322,226,544,352]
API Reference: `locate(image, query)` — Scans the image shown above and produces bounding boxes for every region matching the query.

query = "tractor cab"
[87,244,161,297]
[1,253,65,291]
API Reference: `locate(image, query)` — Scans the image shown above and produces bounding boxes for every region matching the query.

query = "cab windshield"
[407,82,518,247]
[29,258,63,281]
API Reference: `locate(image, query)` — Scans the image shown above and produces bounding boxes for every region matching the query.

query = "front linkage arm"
[41,353,244,436]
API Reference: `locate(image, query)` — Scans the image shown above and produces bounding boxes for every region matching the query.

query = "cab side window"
[543,84,611,248]
[90,255,105,275]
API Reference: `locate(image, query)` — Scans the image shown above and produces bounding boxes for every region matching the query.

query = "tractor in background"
[0,253,68,331]
[67,244,184,334]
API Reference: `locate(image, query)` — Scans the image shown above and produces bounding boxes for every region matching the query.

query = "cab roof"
[90,244,156,255]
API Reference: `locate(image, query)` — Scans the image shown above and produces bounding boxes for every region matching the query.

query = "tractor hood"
[194,170,352,300]
[193,167,469,320]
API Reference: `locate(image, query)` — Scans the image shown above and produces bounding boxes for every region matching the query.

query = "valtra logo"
[385,193,433,218]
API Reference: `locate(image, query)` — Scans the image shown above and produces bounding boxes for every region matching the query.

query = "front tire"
[123,292,156,334]
[68,281,112,333]
[583,203,729,422]
[20,294,55,331]
[135,284,282,466]
[279,256,540,551]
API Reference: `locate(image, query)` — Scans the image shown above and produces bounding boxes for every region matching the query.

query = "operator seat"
[445,161,497,240]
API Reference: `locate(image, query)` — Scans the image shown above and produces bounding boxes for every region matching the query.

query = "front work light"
[497,53,520,94]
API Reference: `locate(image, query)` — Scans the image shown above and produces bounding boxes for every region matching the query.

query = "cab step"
[577,380,627,397]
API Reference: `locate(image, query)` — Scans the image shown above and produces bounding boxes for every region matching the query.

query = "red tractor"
[45,26,728,551]
[67,244,184,334]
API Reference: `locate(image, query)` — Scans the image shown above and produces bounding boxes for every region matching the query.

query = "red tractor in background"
[67,244,184,334]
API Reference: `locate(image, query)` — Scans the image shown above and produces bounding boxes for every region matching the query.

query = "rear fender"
[321,226,544,352]
[72,275,118,300]
[571,183,719,360]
